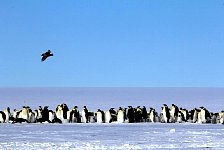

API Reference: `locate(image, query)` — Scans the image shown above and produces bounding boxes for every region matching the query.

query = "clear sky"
[1,0,224,87]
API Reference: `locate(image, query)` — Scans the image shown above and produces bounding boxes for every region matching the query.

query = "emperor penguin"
[28,109,36,123]
[142,106,148,122]
[0,111,6,123]
[105,109,112,123]
[35,106,43,120]
[41,106,50,122]
[68,109,73,123]
[161,104,170,123]
[127,106,134,123]
[211,113,218,124]
[13,109,19,120]
[180,108,188,122]
[135,106,143,122]
[69,106,81,123]
[192,108,199,123]
[110,108,117,121]
[49,110,56,122]
[198,107,210,123]
[88,112,95,123]
[62,104,69,120]
[169,104,179,123]
[124,108,128,121]
[67,109,72,123]
[105,108,116,123]
[148,107,156,123]
[197,107,204,123]
[81,106,89,123]
[18,106,30,121]
[219,111,224,124]
[56,104,64,121]
[117,107,125,123]
[177,111,184,123]
[96,109,104,123]
[4,107,11,123]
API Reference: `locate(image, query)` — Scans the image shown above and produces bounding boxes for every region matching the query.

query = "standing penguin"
[177,111,185,123]
[18,106,30,121]
[42,106,50,122]
[81,106,89,123]
[56,103,69,123]
[62,104,69,120]
[161,104,170,123]
[117,107,125,123]
[142,106,148,122]
[135,106,143,122]
[105,108,116,123]
[198,107,204,123]
[56,104,63,121]
[211,113,218,124]
[35,106,43,120]
[127,106,134,123]
[105,109,111,123]
[96,109,104,123]
[198,107,210,123]
[49,110,56,123]
[70,106,81,123]
[13,109,19,121]
[169,104,179,123]
[192,108,199,123]
[3,107,11,123]
[149,107,156,123]
[219,111,224,124]
[0,111,6,123]
[28,108,36,123]
[180,108,189,122]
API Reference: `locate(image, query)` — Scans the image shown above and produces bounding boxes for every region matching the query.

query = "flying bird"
[41,50,53,61]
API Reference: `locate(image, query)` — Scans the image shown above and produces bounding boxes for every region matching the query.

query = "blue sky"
[1,0,224,87]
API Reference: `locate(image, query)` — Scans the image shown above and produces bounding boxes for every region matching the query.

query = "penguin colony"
[0,104,223,124]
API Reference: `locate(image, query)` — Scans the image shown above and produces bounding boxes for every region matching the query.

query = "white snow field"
[0,123,224,149]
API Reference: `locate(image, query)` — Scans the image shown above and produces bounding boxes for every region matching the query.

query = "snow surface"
[0,123,224,149]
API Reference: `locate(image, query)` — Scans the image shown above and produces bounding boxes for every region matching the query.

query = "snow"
[0,123,224,149]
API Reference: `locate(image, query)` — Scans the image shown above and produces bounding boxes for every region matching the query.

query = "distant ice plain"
[0,87,223,112]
